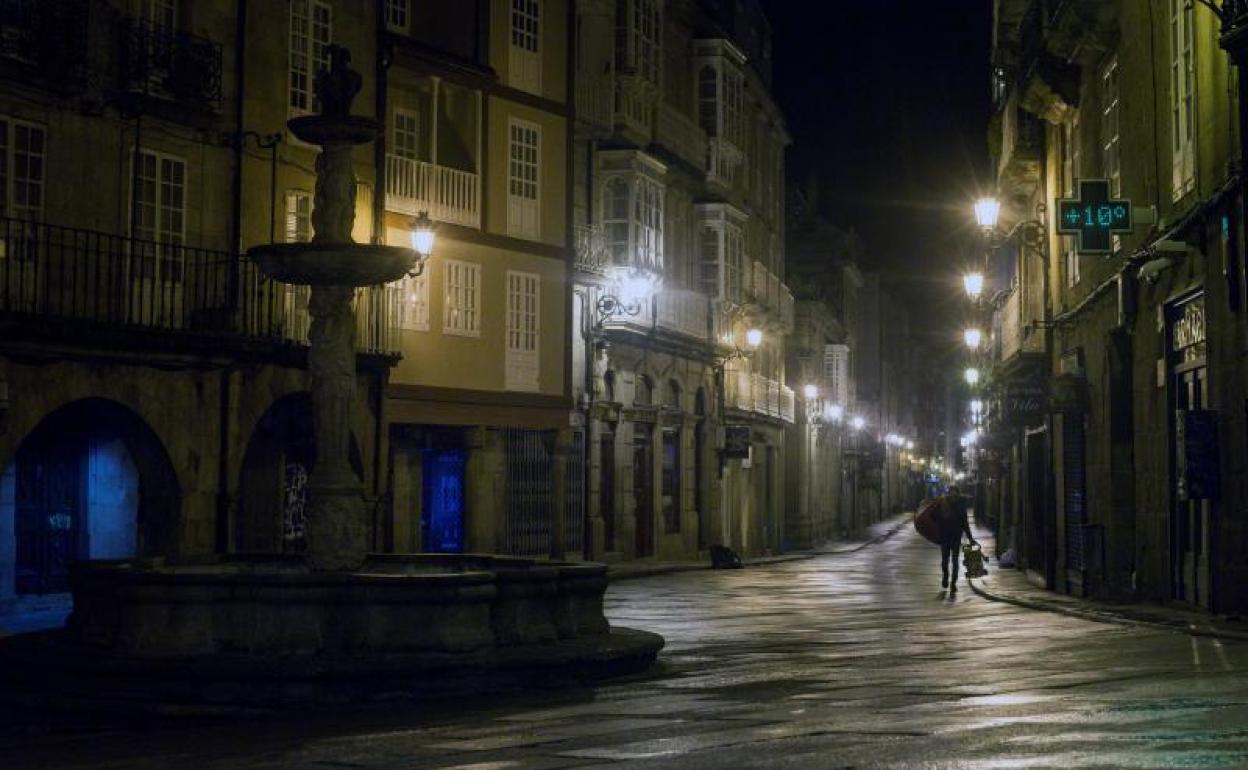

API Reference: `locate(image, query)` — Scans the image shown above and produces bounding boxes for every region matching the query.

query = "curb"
[608,515,912,583]
[968,577,1248,643]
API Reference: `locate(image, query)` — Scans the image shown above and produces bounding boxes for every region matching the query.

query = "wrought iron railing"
[119,17,223,111]
[573,223,609,275]
[0,0,89,88]
[0,217,398,356]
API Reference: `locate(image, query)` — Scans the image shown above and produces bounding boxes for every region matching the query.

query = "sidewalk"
[608,513,912,582]
[968,542,1248,642]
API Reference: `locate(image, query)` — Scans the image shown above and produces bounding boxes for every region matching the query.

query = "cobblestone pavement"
[11,520,1248,769]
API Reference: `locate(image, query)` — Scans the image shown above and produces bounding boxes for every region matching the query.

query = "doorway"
[633,423,653,557]
[1168,294,1209,607]
[422,449,466,553]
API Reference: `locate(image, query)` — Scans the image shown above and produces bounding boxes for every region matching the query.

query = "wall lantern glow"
[407,211,436,276]
[850,416,866,431]
[825,403,844,422]
[745,327,764,350]
[963,328,983,350]
[964,367,980,386]
[904,439,915,450]
[963,272,985,300]
[803,383,819,400]
[974,197,1001,231]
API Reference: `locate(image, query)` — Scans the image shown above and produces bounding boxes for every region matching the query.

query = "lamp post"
[963,327,982,350]
[963,272,985,301]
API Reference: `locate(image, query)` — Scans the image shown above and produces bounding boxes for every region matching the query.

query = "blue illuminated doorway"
[422,449,466,553]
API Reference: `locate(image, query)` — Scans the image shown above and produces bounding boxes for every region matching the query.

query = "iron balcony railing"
[0,0,90,89]
[118,17,223,111]
[573,223,609,276]
[0,217,399,356]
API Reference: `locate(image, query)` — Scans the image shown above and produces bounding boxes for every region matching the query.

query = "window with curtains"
[443,259,480,336]
[290,0,332,116]
[507,119,540,239]
[505,270,540,391]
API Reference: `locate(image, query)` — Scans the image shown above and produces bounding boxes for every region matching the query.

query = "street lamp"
[802,383,819,400]
[596,266,661,325]
[745,327,764,350]
[963,328,982,350]
[850,415,866,431]
[974,197,1001,233]
[963,272,985,300]
[964,367,980,386]
[825,403,844,422]
[407,211,436,276]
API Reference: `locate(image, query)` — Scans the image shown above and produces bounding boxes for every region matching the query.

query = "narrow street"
[10,521,1248,769]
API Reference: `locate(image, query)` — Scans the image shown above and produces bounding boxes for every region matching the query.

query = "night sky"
[769,0,993,340]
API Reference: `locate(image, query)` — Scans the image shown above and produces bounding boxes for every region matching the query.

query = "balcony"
[615,73,657,141]
[0,218,398,357]
[996,284,1045,364]
[575,72,614,134]
[119,18,223,112]
[0,0,89,91]
[385,155,480,229]
[574,224,609,276]
[654,104,708,172]
[707,137,742,188]
[724,369,795,423]
[654,288,711,341]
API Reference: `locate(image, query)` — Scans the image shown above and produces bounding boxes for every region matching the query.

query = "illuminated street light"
[407,211,437,276]
[963,328,982,350]
[963,272,985,300]
[974,197,1001,232]
[803,383,819,400]
[825,403,844,422]
[964,367,980,386]
[745,327,764,350]
[904,439,914,450]
[850,416,866,431]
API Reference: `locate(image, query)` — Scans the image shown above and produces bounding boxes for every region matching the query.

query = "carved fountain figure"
[250,45,418,571]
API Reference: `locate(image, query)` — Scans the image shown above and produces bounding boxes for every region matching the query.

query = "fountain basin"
[0,554,662,712]
[248,242,418,287]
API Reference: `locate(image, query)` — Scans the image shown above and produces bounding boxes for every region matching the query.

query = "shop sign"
[1177,410,1220,501]
[1003,380,1047,426]
[1057,179,1133,255]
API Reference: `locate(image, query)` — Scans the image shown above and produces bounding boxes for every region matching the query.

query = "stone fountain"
[0,47,662,713]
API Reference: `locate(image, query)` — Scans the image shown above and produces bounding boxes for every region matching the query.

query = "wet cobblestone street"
[10,520,1248,769]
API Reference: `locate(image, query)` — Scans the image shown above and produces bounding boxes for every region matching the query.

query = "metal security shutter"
[565,430,586,556]
[504,429,553,556]
[1063,416,1087,571]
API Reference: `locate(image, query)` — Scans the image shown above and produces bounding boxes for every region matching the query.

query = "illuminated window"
[0,118,45,221]
[1169,0,1195,199]
[284,189,312,243]
[509,0,541,93]
[396,271,428,331]
[507,119,540,239]
[696,203,745,303]
[290,0,332,116]
[385,0,408,32]
[443,259,480,336]
[505,270,540,391]
[600,174,663,270]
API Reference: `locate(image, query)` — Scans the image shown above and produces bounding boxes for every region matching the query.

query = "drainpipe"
[229,0,246,305]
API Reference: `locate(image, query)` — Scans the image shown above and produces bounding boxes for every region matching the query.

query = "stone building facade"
[984,0,1248,613]
[570,0,793,561]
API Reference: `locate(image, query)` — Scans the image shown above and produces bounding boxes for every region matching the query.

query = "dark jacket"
[942,493,974,546]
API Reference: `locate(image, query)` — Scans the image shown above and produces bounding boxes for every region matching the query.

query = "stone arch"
[1,398,180,603]
[235,392,363,554]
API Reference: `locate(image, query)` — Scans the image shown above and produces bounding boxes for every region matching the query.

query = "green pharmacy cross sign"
[1056,179,1132,255]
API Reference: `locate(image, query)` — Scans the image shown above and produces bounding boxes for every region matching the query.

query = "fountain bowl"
[248,242,419,287]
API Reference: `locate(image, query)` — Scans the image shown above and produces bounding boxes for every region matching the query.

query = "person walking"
[940,484,977,590]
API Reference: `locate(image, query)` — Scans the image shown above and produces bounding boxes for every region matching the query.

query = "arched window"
[635,375,653,406]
